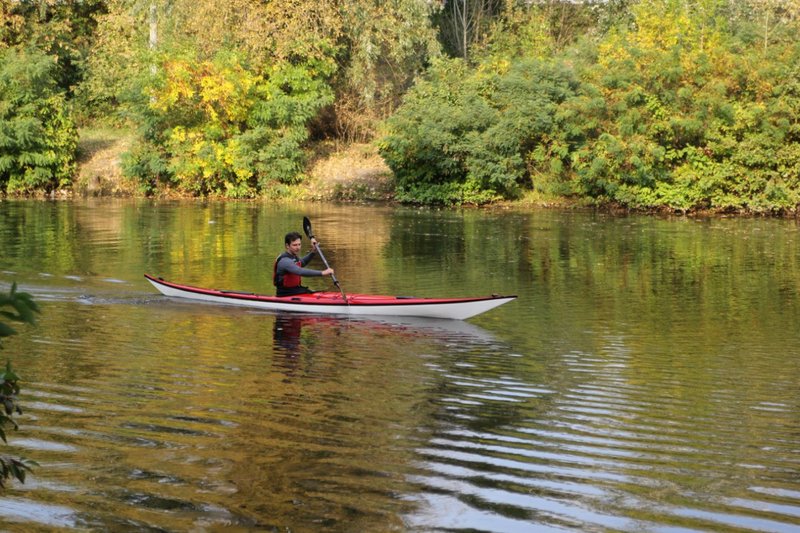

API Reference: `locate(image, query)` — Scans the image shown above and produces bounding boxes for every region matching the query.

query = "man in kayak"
[273,232,334,296]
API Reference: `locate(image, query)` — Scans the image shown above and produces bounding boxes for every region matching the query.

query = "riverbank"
[73,128,578,208]
[75,128,396,203]
[75,127,136,197]
[70,128,787,216]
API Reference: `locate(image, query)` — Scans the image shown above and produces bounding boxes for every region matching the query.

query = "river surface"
[0,199,798,532]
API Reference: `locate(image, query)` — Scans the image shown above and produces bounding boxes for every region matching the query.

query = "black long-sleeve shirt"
[275,251,323,278]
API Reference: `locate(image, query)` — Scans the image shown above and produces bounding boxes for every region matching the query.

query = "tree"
[541,0,800,212]
[0,0,107,95]
[0,46,77,194]
[83,0,342,195]
[379,57,579,204]
[475,1,613,64]
[437,0,505,61]
[748,0,800,51]
[122,46,335,196]
[334,0,441,141]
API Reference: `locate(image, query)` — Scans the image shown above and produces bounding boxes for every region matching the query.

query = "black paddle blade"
[302,217,314,239]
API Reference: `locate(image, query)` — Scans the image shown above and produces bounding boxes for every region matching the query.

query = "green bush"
[381,1,800,212]
[539,8,800,213]
[123,47,335,198]
[379,57,579,205]
[0,47,77,194]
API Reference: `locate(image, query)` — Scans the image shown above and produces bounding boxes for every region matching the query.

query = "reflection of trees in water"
[232,314,455,528]
[270,311,529,433]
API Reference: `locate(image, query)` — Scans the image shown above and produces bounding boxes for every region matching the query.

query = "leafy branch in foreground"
[0,282,40,487]
[0,283,40,345]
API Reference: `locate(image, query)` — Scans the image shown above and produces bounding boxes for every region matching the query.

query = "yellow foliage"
[597,30,631,70]
[597,0,734,88]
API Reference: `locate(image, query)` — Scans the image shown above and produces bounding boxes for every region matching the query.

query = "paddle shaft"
[303,217,347,301]
[314,244,338,287]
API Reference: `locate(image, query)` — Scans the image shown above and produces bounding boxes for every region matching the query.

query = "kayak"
[144,274,516,320]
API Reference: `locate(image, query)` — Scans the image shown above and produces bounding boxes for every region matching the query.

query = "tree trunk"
[149,3,157,51]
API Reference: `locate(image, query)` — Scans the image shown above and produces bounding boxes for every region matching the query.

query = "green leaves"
[123,47,334,197]
[541,1,800,212]
[0,47,76,194]
[0,361,20,389]
[0,283,40,349]
[382,1,800,211]
[0,456,36,488]
[0,284,37,486]
[380,57,579,205]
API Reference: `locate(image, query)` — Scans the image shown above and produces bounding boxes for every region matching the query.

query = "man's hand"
[310,237,319,251]
[322,268,334,276]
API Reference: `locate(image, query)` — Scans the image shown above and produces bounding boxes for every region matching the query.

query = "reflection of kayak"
[145,274,516,320]
[272,312,501,361]
[275,312,499,344]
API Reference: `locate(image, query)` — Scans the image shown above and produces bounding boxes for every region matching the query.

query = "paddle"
[303,216,347,301]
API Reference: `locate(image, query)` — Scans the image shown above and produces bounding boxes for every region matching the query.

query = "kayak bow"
[144,274,515,320]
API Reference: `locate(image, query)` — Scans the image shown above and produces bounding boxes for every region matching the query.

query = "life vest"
[273,252,303,288]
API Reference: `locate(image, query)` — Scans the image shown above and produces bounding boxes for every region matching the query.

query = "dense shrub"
[0,47,76,194]
[123,48,335,197]
[381,1,800,212]
[379,57,579,204]
[551,10,800,213]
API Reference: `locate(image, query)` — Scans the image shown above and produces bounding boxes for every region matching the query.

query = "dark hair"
[284,231,303,245]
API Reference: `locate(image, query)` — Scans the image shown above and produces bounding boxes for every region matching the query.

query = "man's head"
[285,232,303,255]
[285,231,303,245]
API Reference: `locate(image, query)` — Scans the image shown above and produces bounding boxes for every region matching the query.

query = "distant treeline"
[2,1,799,212]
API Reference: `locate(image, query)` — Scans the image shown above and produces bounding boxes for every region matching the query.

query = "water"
[0,199,798,532]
